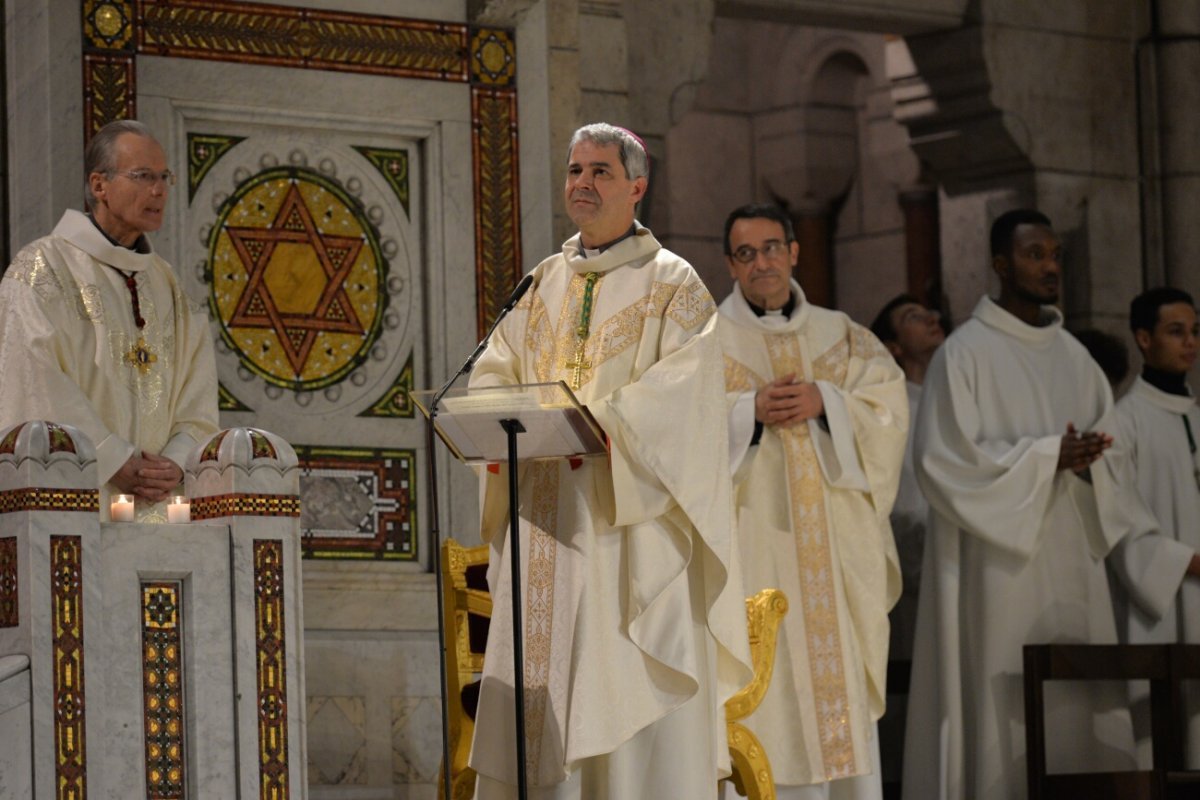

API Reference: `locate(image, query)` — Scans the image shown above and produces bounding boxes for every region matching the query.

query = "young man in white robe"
[717,203,908,800]
[467,123,753,800]
[867,294,945,791]
[903,208,1148,800]
[1110,286,1200,767]
[0,120,218,521]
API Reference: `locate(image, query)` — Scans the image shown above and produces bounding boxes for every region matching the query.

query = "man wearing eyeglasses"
[0,119,217,521]
[717,203,907,800]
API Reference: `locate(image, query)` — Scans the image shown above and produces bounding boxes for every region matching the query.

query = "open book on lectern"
[411,381,608,465]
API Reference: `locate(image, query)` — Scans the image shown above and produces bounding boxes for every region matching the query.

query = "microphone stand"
[426,275,533,800]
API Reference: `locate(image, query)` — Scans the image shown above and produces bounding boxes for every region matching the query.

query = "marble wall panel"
[98,523,237,798]
[0,657,31,800]
[305,634,441,796]
[307,696,367,786]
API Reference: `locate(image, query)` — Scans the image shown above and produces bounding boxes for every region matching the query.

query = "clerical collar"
[581,224,637,257]
[1142,364,1190,397]
[87,213,150,254]
[746,292,796,319]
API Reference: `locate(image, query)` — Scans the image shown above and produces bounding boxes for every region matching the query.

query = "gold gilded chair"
[724,588,789,800]
[438,539,788,800]
[439,538,492,800]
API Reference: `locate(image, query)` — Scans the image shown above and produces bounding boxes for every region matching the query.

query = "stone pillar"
[793,208,834,308]
[0,421,100,800]
[1151,4,1200,289]
[187,427,307,800]
[899,186,941,308]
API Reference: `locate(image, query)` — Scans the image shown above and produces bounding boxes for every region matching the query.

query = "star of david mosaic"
[210,167,386,390]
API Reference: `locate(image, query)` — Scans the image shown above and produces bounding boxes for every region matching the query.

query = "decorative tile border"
[142,581,187,799]
[254,539,289,798]
[138,0,469,81]
[81,0,520,340]
[51,535,87,799]
[471,86,523,338]
[0,537,16,628]
[191,493,301,520]
[0,488,100,515]
[295,446,416,560]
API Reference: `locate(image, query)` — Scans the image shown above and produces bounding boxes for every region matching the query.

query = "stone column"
[899,186,941,308]
[1151,3,1200,289]
[792,207,835,308]
[187,427,307,800]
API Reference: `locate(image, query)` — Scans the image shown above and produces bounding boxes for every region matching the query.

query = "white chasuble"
[719,282,906,790]
[467,226,753,795]
[0,210,218,520]
[903,296,1145,800]
[1111,377,1200,766]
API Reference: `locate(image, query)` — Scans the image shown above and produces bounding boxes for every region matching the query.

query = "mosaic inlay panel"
[0,488,101,514]
[142,581,186,799]
[471,86,522,337]
[137,0,469,81]
[254,539,290,798]
[0,537,16,628]
[210,167,386,391]
[191,493,301,520]
[296,446,416,560]
[51,535,87,799]
[83,2,519,344]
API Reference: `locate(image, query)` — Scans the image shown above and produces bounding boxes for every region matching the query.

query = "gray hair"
[84,119,159,208]
[566,122,648,181]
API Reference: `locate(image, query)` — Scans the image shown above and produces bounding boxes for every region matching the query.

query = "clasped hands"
[1056,422,1112,474]
[111,451,183,502]
[755,373,824,427]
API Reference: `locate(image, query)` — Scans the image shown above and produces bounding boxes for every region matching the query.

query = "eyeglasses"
[111,169,177,188]
[731,240,789,264]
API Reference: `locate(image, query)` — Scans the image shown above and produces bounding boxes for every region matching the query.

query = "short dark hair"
[723,204,795,256]
[870,294,921,344]
[1129,286,1195,335]
[1073,328,1129,388]
[990,208,1052,259]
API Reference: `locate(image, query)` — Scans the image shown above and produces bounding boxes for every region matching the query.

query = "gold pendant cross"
[565,339,591,390]
[123,336,158,375]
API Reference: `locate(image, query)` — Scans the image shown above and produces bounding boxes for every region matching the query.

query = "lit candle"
[167,495,191,524]
[111,494,135,522]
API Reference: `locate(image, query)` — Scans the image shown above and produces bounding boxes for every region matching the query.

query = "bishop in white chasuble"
[0,208,218,520]
[720,279,906,798]
[467,225,753,799]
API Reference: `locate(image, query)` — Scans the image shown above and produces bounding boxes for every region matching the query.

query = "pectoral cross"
[123,336,158,375]
[565,339,591,390]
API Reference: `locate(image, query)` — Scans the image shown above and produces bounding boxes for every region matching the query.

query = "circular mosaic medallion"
[209,167,386,390]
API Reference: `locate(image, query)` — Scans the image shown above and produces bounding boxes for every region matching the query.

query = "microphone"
[430,273,535,411]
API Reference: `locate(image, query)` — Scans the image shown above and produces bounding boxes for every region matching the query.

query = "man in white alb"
[0,119,218,520]
[903,208,1145,800]
[718,203,907,800]
[467,123,752,799]
[1110,286,1200,767]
